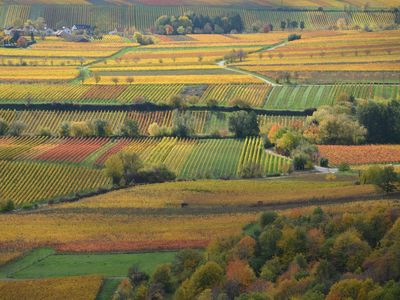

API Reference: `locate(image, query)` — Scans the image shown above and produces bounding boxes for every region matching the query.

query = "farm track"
[217,41,286,86]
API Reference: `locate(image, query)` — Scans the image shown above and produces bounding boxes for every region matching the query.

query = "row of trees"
[154,13,244,35]
[112,207,400,299]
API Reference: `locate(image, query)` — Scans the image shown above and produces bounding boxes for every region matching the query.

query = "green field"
[1,249,177,279]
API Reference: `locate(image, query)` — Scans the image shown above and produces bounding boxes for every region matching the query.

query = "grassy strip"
[0,248,55,279]
[10,251,178,279]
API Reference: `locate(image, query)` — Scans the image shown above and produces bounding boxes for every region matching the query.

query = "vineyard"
[264,84,400,110]
[318,144,400,166]
[0,109,304,136]
[0,160,109,205]
[0,4,398,31]
[0,276,103,300]
[0,136,291,205]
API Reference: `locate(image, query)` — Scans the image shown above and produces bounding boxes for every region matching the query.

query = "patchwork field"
[0,176,384,264]
[234,30,400,84]
[1,2,400,298]
[0,136,292,206]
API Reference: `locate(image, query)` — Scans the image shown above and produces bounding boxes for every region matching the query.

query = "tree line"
[154,13,244,35]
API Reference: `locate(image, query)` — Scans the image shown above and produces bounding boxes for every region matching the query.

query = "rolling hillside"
[0,3,398,31]
[3,0,400,9]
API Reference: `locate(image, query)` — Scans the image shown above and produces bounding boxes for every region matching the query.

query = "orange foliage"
[226,260,256,291]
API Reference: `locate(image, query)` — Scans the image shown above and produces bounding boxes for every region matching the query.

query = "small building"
[72,24,92,33]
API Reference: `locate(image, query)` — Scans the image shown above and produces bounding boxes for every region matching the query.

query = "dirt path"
[217,41,287,86]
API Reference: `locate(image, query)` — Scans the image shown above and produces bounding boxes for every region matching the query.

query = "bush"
[8,121,26,136]
[1,200,15,212]
[92,119,111,136]
[135,165,176,184]
[168,95,186,108]
[206,98,218,108]
[319,157,329,168]
[121,119,140,137]
[0,118,9,135]
[338,163,351,172]
[263,135,273,149]
[240,163,262,178]
[293,153,309,171]
[229,98,250,109]
[288,34,301,41]
[38,127,52,137]
[59,121,71,137]
[70,121,92,137]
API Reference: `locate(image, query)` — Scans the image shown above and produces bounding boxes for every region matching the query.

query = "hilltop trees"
[155,13,244,35]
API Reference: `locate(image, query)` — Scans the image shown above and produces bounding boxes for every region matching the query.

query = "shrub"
[135,165,176,184]
[0,118,9,135]
[1,200,15,212]
[70,122,92,137]
[239,163,262,178]
[293,153,309,171]
[38,127,52,137]
[263,135,273,149]
[169,95,186,108]
[319,157,329,168]
[59,121,71,137]
[288,34,301,41]
[338,163,350,172]
[121,119,140,137]
[92,119,111,137]
[229,98,250,109]
[8,121,26,136]
[206,98,218,108]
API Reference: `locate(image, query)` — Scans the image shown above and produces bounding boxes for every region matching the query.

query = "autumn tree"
[331,229,371,272]
[103,154,124,185]
[226,260,256,292]
[120,119,140,137]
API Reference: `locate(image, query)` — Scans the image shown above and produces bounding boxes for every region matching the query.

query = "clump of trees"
[223,49,247,63]
[0,119,26,136]
[113,207,400,299]
[357,100,400,144]
[304,97,367,145]
[103,152,176,186]
[133,32,154,45]
[154,13,244,35]
[361,165,399,194]
[57,119,140,138]
[228,111,259,138]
